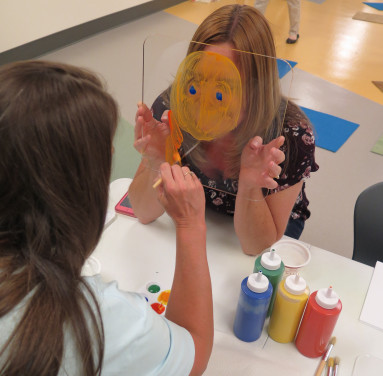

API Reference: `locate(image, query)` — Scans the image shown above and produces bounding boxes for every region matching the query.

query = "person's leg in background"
[286,0,301,44]
[253,0,270,15]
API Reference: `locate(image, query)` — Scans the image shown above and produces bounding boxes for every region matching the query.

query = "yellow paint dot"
[158,289,171,306]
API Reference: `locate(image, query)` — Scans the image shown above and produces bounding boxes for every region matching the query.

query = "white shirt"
[0,275,195,375]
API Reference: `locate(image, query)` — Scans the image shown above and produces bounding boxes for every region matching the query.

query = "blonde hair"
[174,4,287,178]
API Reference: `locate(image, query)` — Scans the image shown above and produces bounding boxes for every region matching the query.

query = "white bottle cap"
[285,274,307,295]
[247,271,269,293]
[315,287,339,309]
[261,249,282,270]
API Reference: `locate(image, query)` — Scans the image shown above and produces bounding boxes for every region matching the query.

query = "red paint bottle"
[295,287,342,358]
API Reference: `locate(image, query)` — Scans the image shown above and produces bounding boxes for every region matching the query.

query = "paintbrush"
[314,337,336,376]
[333,356,340,376]
[326,357,334,376]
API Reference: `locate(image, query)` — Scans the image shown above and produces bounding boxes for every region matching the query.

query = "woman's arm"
[128,103,169,224]
[234,135,302,255]
[157,163,213,376]
[234,180,303,255]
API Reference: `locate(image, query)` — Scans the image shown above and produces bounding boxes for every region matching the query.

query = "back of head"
[0,60,118,375]
[0,60,118,271]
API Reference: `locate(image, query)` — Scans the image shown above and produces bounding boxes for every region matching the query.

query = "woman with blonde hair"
[0,61,212,375]
[129,4,318,255]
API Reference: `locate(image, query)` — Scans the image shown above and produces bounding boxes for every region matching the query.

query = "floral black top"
[152,97,319,221]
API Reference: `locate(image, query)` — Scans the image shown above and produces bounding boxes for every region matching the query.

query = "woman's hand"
[134,102,169,168]
[239,135,285,190]
[155,163,205,228]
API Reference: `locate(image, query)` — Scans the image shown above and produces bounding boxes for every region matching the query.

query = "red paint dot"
[151,302,165,315]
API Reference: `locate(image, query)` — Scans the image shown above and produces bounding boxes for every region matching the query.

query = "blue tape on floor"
[363,2,383,10]
[301,107,360,152]
[277,59,297,79]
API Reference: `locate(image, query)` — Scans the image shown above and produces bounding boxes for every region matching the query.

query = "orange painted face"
[170,51,242,141]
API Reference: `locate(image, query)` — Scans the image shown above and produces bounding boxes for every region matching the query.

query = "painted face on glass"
[170,50,242,141]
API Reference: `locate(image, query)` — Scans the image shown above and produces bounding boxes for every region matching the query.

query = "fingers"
[268,160,282,179]
[135,102,156,133]
[269,136,285,165]
[247,135,285,166]
[272,148,285,165]
[161,110,169,124]
[171,165,196,186]
[158,163,174,186]
[134,134,150,154]
[274,135,285,148]
[136,102,153,122]
[249,136,263,150]
[262,171,279,189]
[156,164,199,193]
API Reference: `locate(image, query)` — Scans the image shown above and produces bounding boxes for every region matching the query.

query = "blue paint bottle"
[233,271,273,342]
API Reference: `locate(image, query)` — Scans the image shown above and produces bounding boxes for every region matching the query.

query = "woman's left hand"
[239,135,285,190]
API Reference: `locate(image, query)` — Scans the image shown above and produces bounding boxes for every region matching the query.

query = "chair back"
[353,182,383,267]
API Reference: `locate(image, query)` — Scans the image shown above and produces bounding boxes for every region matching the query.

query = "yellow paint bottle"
[268,274,309,343]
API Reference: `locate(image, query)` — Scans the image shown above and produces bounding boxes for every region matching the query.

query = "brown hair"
[166,4,289,178]
[0,60,118,375]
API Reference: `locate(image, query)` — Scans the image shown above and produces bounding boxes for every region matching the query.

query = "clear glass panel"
[141,34,294,200]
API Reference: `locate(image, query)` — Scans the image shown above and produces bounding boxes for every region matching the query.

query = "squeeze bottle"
[268,274,310,343]
[253,249,285,316]
[295,287,342,357]
[233,271,273,342]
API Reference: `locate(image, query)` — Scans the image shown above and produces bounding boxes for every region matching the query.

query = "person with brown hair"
[129,4,318,255]
[0,60,212,375]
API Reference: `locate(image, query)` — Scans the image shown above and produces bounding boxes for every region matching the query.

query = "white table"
[91,178,383,375]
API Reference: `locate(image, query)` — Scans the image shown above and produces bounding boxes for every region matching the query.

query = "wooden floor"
[166,0,383,105]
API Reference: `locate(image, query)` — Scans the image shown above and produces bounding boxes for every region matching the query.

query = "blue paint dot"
[216,92,223,101]
[189,85,196,95]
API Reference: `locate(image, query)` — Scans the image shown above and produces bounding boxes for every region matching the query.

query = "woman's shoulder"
[283,101,315,151]
[84,275,147,314]
[284,102,313,131]
[83,275,195,375]
[278,100,319,182]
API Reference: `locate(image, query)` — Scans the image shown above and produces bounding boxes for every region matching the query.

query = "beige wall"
[0,0,151,53]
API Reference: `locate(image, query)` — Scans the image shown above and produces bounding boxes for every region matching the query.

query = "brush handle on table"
[315,360,326,376]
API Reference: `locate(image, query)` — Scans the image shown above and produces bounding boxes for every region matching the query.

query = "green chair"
[111,117,141,181]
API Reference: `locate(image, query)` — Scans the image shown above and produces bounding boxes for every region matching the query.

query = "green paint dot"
[148,284,160,293]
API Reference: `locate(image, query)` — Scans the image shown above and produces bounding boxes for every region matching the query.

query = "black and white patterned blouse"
[152,97,319,221]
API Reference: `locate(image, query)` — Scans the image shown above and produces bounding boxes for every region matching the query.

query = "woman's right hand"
[134,102,169,168]
[155,163,205,228]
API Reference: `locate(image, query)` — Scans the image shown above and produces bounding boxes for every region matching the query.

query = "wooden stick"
[152,178,162,189]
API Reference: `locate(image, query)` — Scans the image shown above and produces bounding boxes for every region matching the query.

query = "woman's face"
[170,42,244,141]
[203,43,246,125]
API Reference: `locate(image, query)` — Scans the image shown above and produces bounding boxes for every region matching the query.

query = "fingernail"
[251,140,259,148]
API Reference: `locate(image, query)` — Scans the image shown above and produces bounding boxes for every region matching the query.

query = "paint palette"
[140,281,171,315]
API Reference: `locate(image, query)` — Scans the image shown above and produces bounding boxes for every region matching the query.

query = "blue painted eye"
[189,85,196,95]
[216,92,223,101]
